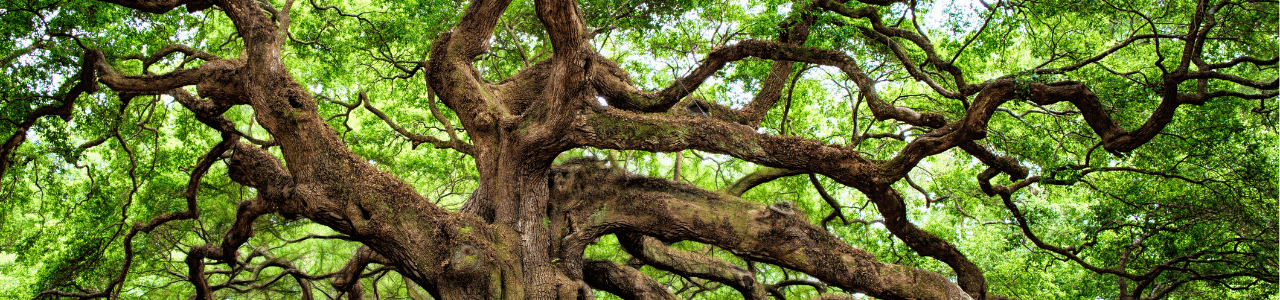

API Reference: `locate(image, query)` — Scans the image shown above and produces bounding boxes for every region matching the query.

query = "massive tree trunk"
[39,0,1271,299]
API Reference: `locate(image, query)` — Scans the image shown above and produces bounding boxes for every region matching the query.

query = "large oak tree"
[1,0,1276,299]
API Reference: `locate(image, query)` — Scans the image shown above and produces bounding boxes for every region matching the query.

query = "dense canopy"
[0,0,1276,299]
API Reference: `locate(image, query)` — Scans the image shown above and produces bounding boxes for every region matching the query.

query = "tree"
[0,0,1276,298]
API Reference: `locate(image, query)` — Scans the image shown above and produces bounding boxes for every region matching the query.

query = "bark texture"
[32,0,1273,299]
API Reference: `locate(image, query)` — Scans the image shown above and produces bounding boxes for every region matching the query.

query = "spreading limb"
[582,259,681,300]
[552,159,970,300]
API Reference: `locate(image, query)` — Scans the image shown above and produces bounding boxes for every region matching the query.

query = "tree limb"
[582,259,681,300]
[552,159,971,300]
[720,167,806,197]
[617,233,767,300]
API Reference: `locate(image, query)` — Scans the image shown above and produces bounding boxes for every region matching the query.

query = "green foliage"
[1,0,1276,298]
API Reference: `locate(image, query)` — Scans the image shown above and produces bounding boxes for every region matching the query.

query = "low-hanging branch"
[550,159,971,299]
[617,232,768,299]
[582,259,681,300]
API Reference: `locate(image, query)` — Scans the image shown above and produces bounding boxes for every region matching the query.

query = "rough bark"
[39,0,1273,298]
[549,159,970,299]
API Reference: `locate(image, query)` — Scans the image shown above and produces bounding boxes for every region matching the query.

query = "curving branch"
[592,6,817,128]
[720,167,806,197]
[767,279,827,299]
[575,78,1027,184]
[1025,81,1256,154]
[1204,55,1278,70]
[37,132,237,299]
[90,49,218,94]
[583,259,681,300]
[572,79,1039,300]
[140,134,238,232]
[959,141,1028,182]
[617,233,767,299]
[816,0,976,98]
[362,91,475,155]
[207,248,319,299]
[1030,34,1183,75]
[863,187,990,300]
[1,51,99,177]
[809,174,849,228]
[452,0,515,58]
[122,44,222,73]
[331,246,391,299]
[572,105,877,178]
[552,159,971,300]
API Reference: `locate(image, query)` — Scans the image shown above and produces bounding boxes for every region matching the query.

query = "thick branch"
[1026,82,1163,153]
[167,89,242,136]
[331,246,390,297]
[187,246,214,300]
[447,0,514,59]
[226,142,294,208]
[720,167,806,197]
[572,107,877,180]
[582,259,681,300]
[864,188,988,300]
[552,159,970,300]
[92,50,216,94]
[959,141,1027,181]
[534,0,585,59]
[617,233,767,300]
